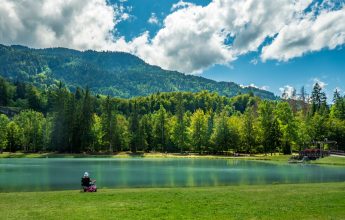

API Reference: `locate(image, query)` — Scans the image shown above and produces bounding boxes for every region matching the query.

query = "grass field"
[1,182,344,220]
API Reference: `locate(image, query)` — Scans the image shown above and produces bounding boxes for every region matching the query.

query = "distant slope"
[0,44,277,99]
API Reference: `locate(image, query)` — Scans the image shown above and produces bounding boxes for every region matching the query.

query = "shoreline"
[1,152,344,165]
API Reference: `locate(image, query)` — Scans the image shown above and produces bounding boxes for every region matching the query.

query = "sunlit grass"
[312,156,345,166]
[1,182,344,220]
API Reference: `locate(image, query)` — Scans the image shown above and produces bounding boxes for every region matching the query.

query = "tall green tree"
[311,83,327,114]
[188,109,208,154]
[129,102,140,153]
[171,93,187,152]
[258,101,281,155]
[112,114,130,151]
[0,114,10,153]
[101,95,115,152]
[14,110,45,152]
[275,102,297,154]
[211,110,231,153]
[51,83,69,152]
[90,114,104,152]
[153,105,169,152]
[330,90,345,120]
[241,107,257,154]
[79,88,94,152]
[6,121,21,152]
[0,77,10,106]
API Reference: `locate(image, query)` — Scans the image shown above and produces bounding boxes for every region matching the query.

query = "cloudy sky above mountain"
[0,0,344,99]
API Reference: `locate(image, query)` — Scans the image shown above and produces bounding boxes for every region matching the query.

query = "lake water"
[0,158,345,192]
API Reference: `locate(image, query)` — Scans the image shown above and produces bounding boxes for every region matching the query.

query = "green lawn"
[312,156,345,166]
[1,182,345,220]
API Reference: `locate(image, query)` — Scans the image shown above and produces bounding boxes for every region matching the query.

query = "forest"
[1,76,345,154]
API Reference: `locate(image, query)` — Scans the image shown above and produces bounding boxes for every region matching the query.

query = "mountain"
[0,44,277,99]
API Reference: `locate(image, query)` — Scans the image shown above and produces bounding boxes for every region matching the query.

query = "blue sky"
[112,0,345,100]
[1,0,344,100]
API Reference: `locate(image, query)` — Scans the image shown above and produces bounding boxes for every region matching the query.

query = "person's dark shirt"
[81,177,91,187]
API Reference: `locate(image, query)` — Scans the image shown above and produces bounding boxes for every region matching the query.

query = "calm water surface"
[0,158,345,192]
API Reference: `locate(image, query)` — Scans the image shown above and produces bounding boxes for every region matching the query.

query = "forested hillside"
[0,44,276,99]
[1,77,344,154]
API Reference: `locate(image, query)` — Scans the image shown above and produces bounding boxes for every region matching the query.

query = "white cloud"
[171,0,195,11]
[148,13,159,25]
[279,85,296,99]
[250,59,258,65]
[126,0,318,73]
[313,78,328,89]
[0,0,344,74]
[261,7,345,61]
[0,0,121,51]
[241,83,269,91]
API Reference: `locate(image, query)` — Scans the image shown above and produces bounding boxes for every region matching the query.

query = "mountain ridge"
[0,44,277,99]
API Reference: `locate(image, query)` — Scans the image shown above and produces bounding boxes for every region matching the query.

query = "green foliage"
[1,77,345,154]
[13,110,46,152]
[275,102,297,154]
[189,109,209,153]
[152,105,170,152]
[241,107,257,153]
[0,114,10,152]
[6,121,21,152]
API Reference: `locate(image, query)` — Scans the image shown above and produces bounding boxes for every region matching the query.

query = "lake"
[1,158,345,192]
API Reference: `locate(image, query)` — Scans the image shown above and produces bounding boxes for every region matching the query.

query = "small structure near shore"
[299,148,330,160]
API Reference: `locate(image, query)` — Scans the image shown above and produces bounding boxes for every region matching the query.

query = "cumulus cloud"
[171,0,195,11]
[0,0,344,74]
[0,0,124,50]
[148,13,159,25]
[261,7,345,61]
[126,0,316,73]
[279,85,296,99]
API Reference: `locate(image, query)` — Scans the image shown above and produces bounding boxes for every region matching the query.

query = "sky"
[0,0,345,100]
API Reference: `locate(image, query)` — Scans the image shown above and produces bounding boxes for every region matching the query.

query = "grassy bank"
[311,156,345,166]
[0,151,291,161]
[1,182,344,220]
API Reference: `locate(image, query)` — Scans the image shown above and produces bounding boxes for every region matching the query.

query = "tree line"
[1,76,345,154]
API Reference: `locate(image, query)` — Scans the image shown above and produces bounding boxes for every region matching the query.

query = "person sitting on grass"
[81,172,93,187]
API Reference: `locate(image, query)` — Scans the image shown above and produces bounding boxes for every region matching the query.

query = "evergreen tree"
[330,89,345,120]
[129,101,140,152]
[300,86,308,116]
[101,95,114,152]
[153,105,169,152]
[311,83,327,114]
[139,114,154,151]
[79,88,94,152]
[51,83,69,152]
[171,93,187,152]
[0,77,10,106]
[242,107,256,154]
